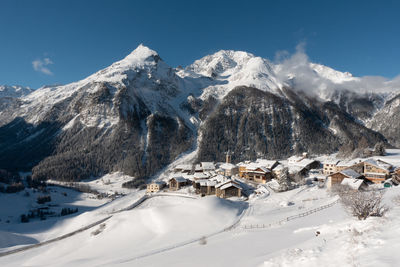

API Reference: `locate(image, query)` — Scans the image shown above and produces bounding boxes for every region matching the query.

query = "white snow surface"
[183,50,282,100]
[3,157,400,267]
[310,63,358,84]
[48,172,138,195]
[3,146,400,267]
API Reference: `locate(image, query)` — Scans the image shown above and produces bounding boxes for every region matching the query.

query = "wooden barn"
[327,169,363,188]
[215,181,242,198]
[169,177,188,191]
[194,180,216,196]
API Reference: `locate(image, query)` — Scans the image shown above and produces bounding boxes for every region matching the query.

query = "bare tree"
[335,186,388,220]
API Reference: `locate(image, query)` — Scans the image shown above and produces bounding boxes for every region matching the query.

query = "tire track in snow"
[0,193,198,258]
[99,201,249,266]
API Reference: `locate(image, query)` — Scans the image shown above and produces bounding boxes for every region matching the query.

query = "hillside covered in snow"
[0,44,399,182]
[2,169,400,266]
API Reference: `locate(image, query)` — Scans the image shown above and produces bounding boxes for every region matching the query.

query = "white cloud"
[274,43,400,96]
[32,57,54,75]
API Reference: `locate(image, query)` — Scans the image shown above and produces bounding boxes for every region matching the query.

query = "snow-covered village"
[2,1,400,266]
[2,145,400,266]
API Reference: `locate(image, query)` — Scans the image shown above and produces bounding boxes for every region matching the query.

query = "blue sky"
[0,0,399,88]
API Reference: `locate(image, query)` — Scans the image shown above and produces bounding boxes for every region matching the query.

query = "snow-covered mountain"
[0,85,32,98]
[368,92,400,147]
[181,50,282,100]
[0,44,397,181]
[0,45,199,179]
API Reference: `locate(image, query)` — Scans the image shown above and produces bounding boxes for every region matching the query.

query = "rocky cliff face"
[197,86,386,162]
[368,93,400,147]
[0,45,398,181]
[0,45,196,181]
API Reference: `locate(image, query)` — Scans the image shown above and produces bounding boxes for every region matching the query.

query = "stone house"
[146,181,166,193]
[215,181,242,198]
[323,160,340,175]
[194,179,216,196]
[219,162,239,177]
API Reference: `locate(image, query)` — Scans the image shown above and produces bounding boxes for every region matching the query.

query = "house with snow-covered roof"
[391,167,400,185]
[272,164,285,178]
[255,159,279,170]
[200,162,216,172]
[362,159,393,183]
[288,158,320,177]
[194,179,217,196]
[323,159,340,175]
[219,162,239,177]
[336,159,364,173]
[168,177,188,190]
[215,180,242,198]
[327,169,363,188]
[193,172,211,180]
[239,162,273,184]
[341,177,368,191]
[146,181,166,193]
[174,164,193,173]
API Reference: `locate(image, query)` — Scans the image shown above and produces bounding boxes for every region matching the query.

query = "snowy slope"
[368,93,400,147]
[0,85,33,98]
[3,184,400,267]
[0,195,245,266]
[2,44,397,130]
[0,85,32,98]
[2,146,400,267]
[18,45,184,127]
[182,50,282,100]
[0,44,399,181]
[310,63,358,84]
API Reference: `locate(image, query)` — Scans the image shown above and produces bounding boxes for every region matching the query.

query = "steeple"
[226,150,232,164]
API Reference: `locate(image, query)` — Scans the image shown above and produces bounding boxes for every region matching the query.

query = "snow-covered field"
[48,172,138,195]
[1,183,400,266]
[1,150,400,266]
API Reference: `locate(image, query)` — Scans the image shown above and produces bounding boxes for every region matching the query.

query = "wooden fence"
[242,198,340,230]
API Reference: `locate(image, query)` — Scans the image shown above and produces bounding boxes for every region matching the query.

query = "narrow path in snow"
[0,216,112,257]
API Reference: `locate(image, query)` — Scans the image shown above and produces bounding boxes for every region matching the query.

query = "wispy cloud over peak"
[32,57,54,75]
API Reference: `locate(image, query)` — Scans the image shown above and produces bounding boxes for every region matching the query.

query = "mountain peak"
[79,44,165,85]
[187,49,257,78]
[123,44,161,65]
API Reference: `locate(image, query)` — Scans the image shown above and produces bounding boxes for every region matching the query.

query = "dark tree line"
[197,86,387,164]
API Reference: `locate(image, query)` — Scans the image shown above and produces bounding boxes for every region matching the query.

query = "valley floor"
[1,183,400,266]
[2,150,400,266]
